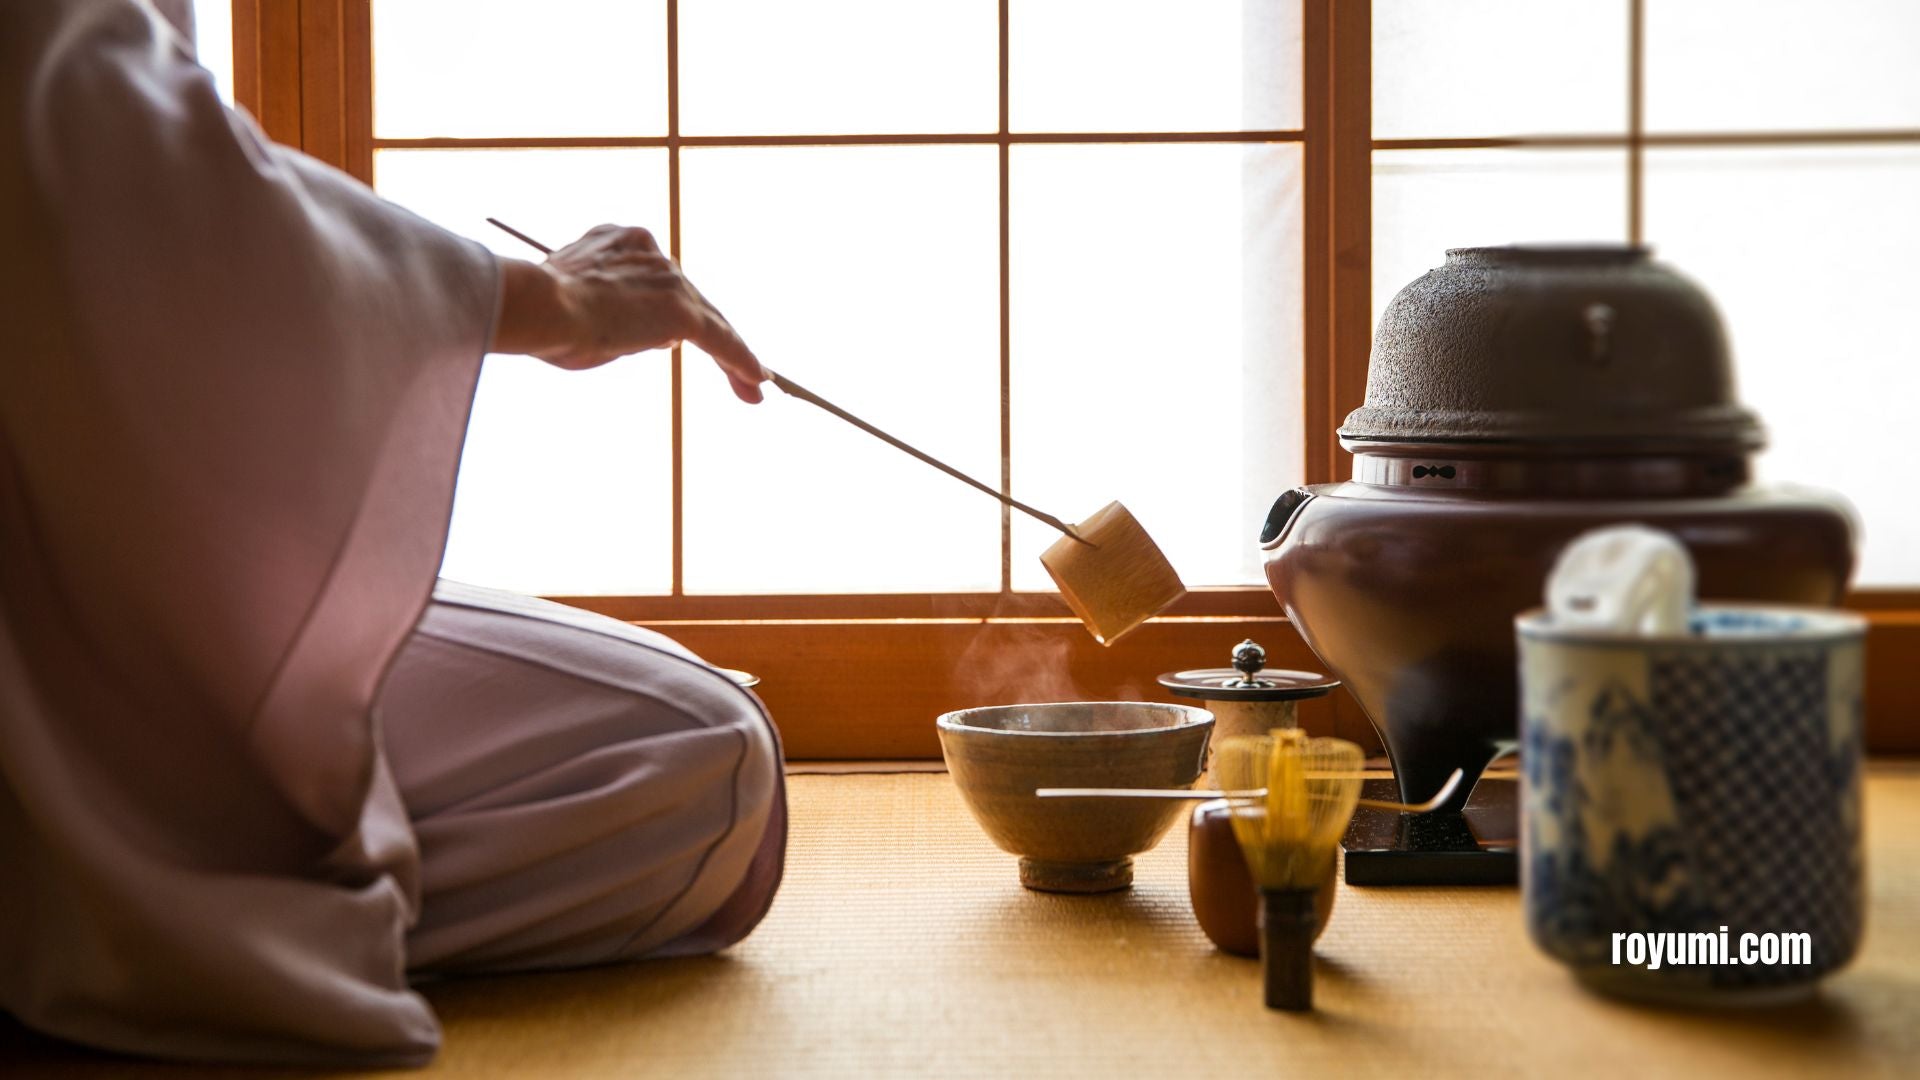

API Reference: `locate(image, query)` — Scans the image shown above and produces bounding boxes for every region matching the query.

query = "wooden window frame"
[229,0,1919,757]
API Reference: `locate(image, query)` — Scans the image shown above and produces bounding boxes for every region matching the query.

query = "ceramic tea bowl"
[937,702,1213,893]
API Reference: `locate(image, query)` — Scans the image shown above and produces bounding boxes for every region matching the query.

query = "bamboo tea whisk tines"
[1214,730,1366,1011]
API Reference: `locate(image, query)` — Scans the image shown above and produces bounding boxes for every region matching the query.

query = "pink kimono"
[0,0,784,1066]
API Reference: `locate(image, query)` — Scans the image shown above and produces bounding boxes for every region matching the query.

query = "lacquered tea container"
[1188,799,1336,958]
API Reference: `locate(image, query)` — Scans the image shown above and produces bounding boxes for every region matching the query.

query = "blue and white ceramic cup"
[1516,604,1867,1004]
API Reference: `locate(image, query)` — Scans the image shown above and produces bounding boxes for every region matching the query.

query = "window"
[365,0,1305,598]
[1372,0,1920,586]
[208,2,1920,754]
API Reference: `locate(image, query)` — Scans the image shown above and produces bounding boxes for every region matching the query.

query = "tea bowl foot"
[1019,856,1133,893]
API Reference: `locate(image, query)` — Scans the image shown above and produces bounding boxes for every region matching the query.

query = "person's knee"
[635,689,786,959]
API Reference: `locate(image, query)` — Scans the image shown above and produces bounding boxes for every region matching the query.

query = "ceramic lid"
[1157,639,1340,702]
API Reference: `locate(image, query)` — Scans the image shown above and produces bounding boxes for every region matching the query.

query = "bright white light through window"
[1011,0,1302,132]
[1646,146,1920,585]
[679,0,995,135]
[1374,0,1627,139]
[373,1,668,138]
[368,2,1303,596]
[678,147,1002,594]
[1646,0,1920,134]
[188,0,233,104]
[1373,3,1920,587]
[375,148,676,595]
[1010,144,1303,589]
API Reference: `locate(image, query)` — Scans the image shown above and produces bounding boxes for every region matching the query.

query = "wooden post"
[1301,0,1333,487]
[227,0,372,183]
[1329,0,1371,477]
[233,0,302,146]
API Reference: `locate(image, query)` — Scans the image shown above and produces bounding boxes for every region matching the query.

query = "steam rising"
[951,622,1145,707]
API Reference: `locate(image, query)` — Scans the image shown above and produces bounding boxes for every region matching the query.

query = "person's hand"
[492,225,766,403]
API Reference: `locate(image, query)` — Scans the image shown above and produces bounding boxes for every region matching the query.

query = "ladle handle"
[484,216,1087,545]
[767,372,1087,544]
[486,217,553,255]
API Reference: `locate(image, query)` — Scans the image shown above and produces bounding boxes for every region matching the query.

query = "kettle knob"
[1231,639,1266,682]
[1584,302,1615,364]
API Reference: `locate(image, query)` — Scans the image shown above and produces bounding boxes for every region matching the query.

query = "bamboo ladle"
[486,218,1187,644]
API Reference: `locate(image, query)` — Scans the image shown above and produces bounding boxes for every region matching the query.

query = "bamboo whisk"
[1214,730,1365,1011]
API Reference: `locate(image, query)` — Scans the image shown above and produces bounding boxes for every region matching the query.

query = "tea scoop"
[1034,765,1464,815]
[486,218,1186,646]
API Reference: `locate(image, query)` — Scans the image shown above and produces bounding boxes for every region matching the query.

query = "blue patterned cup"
[1516,604,1866,1004]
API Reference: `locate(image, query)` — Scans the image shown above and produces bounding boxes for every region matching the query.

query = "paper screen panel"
[1645,145,1920,586]
[1646,0,1920,134]
[372,0,667,138]
[1008,144,1304,590]
[679,0,994,135]
[1373,0,1628,139]
[375,148,675,595]
[1009,0,1301,132]
[678,147,1001,594]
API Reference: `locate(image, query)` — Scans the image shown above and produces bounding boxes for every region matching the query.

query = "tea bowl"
[937,702,1214,893]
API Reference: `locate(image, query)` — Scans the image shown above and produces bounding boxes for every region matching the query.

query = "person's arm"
[491,224,767,404]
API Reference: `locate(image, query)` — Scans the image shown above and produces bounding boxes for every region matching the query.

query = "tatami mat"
[6,769,1918,1077]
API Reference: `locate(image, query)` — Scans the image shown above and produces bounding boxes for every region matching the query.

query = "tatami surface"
[6,768,1918,1077]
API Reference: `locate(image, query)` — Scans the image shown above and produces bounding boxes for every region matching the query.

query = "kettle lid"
[1157,639,1340,702]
